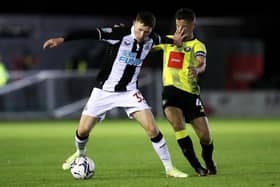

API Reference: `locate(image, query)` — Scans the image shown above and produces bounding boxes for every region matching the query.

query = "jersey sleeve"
[194,42,207,57]
[98,27,130,40]
[64,26,129,41]
[150,33,173,51]
[151,44,164,52]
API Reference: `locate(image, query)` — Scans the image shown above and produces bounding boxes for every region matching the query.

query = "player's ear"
[192,19,196,29]
[192,22,196,30]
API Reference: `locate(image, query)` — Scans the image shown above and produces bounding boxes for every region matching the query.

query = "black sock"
[75,130,89,140]
[150,131,163,143]
[177,136,202,169]
[200,141,214,162]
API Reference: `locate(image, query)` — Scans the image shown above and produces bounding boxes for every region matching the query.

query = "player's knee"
[78,126,91,137]
[147,125,159,137]
[200,134,212,145]
[171,122,185,131]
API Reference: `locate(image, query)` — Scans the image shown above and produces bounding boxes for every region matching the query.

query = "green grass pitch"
[0,118,280,187]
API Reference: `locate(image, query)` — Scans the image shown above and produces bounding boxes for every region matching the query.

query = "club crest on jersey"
[184,47,191,52]
[119,50,142,66]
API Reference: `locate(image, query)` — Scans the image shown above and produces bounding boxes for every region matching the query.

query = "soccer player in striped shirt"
[43,11,187,178]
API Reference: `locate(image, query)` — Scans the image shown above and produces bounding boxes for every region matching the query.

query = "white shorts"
[82,88,151,120]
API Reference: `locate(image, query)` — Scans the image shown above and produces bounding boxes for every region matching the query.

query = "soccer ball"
[70,156,95,179]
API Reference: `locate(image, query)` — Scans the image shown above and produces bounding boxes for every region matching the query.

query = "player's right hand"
[173,27,186,47]
[43,37,64,49]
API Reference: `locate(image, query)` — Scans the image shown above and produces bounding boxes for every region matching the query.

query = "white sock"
[75,133,88,156]
[151,133,173,172]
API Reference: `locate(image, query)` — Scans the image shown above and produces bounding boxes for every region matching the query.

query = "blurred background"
[0,5,279,120]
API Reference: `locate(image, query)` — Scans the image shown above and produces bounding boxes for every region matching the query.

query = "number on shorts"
[133,92,143,103]
[196,98,202,106]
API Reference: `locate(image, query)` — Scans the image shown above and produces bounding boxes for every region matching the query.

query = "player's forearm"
[196,62,206,74]
[195,56,206,74]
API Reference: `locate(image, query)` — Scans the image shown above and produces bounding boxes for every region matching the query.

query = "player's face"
[176,19,195,39]
[133,21,153,43]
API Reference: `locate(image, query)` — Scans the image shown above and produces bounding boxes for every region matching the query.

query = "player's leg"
[191,116,217,175]
[75,114,98,156]
[62,88,109,170]
[164,106,208,176]
[132,109,188,178]
[62,115,98,170]
[73,87,109,156]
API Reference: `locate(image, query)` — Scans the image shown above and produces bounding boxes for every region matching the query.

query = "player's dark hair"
[135,11,156,29]
[175,8,196,22]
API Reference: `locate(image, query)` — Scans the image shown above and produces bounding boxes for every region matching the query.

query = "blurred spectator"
[0,56,9,111]
[0,56,9,87]
[66,49,89,74]
[12,49,38,70]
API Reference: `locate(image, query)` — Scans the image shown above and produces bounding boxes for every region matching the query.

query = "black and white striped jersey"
[64,26,171,92]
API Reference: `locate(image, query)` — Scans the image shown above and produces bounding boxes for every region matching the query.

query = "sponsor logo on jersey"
[167,51,184,69]
[101,27,113,33]
[119,50,142,66]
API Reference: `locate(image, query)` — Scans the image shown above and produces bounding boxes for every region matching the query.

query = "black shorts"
[162,86,206,123]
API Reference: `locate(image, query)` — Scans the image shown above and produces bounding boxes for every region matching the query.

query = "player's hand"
[43,37,64,49]
[188,66,198,79]
[173,27,187,47]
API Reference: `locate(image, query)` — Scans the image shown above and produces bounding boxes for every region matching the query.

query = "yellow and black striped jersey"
[153,37,206,95]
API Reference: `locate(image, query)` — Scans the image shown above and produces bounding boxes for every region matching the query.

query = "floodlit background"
[0,6,279,119]
[0,5,279,187]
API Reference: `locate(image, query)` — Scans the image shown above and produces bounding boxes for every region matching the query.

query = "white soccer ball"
[70,156,95,179]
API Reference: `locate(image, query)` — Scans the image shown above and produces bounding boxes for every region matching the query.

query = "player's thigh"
[164,106,185,130]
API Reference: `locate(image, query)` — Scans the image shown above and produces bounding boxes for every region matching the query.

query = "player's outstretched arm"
[43,37,64,49]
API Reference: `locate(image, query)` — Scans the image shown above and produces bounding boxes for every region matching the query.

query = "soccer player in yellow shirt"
[153,8,217,176]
